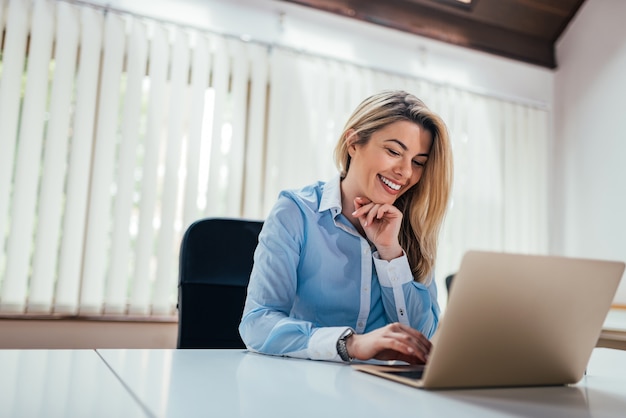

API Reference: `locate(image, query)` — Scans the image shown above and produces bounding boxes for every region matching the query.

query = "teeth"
[379,175,401,191]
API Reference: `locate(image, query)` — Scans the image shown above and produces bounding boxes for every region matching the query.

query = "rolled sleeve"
[307,327,353,362]
[373,251,414,287]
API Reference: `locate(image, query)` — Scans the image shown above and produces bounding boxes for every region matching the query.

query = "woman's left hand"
[353,196,404,260]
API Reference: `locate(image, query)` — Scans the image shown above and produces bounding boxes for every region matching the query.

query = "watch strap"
[337,328,355,362]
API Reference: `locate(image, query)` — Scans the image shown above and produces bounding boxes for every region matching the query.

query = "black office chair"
[177,217,263,349]
[445,273,455,299]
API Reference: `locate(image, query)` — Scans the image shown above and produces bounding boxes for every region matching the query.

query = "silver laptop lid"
[422,251,624,389]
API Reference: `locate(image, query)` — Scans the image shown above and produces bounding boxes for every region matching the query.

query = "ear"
[346,129,358,157]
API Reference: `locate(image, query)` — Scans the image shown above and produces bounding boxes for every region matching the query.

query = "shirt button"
[391,276,397,282]
[363,287,369,292]
[358,322,364,328]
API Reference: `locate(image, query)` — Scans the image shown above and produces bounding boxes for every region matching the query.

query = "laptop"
[353,250,624,390]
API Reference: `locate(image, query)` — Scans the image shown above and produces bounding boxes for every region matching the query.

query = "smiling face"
[341,120,433,206]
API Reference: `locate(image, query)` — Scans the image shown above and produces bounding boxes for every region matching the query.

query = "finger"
[376,204,402,221]
[404,330,431,352]
[352,199,373,217]
[355,196,372,205]
[353,203,377,226]
[353,196,372,212]
[393,324,432,353]
[379,328,427,359]
[416,335,432,353]
[389,338,428,363]
[352,206,373,219]
[365,204,380,226]
[412,338,432,359]
[396,323,431,343]
[376,204,392,220]
[353,197,364,211]
[392,331,430,360]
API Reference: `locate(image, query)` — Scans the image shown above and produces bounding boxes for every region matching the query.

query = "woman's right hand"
[345,322,431,364]
[352,197,404,260]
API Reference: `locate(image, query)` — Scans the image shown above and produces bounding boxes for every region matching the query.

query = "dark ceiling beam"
[278,0,556,68]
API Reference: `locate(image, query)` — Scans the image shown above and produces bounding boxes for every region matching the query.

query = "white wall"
[554,0,626,303]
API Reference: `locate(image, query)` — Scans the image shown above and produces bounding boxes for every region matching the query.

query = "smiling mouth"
[378,174,401,191]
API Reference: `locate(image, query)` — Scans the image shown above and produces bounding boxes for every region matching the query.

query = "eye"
[412,159,426,167]
[386,147,401,156]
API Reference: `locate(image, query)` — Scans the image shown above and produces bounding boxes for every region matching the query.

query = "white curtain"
[437,96,549,306]
[0,0,548,316]
[0,0,270,316]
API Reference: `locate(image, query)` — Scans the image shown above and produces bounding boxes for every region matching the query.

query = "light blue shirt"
[239,176,440,362]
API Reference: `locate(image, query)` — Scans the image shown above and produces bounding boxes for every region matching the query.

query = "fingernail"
[352,211,357,215]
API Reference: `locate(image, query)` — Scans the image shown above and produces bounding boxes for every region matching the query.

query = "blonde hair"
[334,90,453,283]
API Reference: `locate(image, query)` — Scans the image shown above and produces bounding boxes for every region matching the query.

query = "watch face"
[341,329,354,340]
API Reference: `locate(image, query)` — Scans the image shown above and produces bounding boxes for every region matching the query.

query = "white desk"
[0,349,149,418]
[97,347,626,418]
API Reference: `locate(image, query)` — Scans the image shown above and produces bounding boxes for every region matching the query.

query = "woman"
[239,90,453,364]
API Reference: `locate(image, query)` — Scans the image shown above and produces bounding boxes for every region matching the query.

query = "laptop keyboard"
[386,369,424,380]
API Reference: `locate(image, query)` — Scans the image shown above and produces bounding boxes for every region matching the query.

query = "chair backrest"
[445,273,455,298]
[177,217,263,349]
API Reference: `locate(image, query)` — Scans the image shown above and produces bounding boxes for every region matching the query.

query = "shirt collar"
[319,175,342,217]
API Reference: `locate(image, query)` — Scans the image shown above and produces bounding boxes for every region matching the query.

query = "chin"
[377,194,398,205]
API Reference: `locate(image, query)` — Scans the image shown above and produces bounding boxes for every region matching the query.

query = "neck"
[339,177,365,236]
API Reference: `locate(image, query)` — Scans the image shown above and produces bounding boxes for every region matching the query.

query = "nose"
[394,157,413,179]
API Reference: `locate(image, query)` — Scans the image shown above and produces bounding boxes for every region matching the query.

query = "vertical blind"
[0,0,549,316]
[0,0,271,316]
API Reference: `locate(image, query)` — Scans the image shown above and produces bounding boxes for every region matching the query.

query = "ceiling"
[276,0,587,69]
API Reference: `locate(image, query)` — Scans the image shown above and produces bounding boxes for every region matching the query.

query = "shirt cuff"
[308,327,352,362]
[373,251,414,287]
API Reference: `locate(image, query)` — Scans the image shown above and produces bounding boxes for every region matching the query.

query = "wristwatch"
[336,328,355,362]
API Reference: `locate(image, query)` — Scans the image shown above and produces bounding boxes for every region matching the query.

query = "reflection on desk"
[0,350,148,418]
[97,347,626,418]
